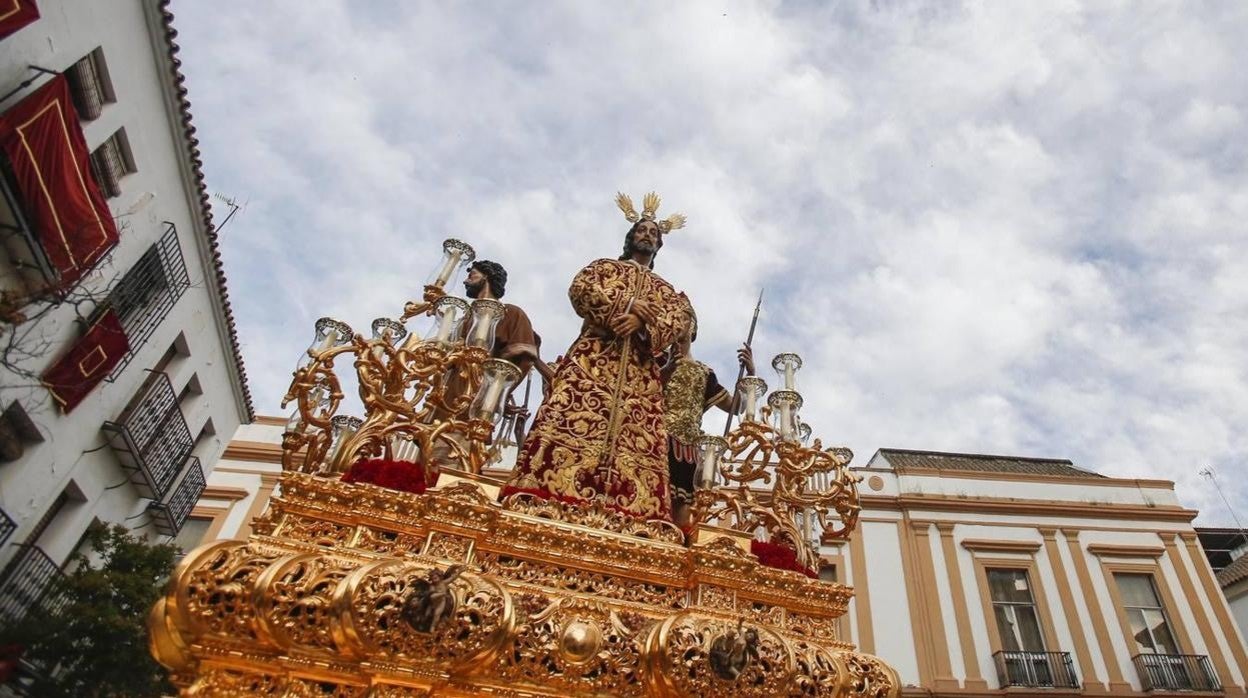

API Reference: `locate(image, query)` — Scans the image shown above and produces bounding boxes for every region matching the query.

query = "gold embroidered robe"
[504,258,689,519]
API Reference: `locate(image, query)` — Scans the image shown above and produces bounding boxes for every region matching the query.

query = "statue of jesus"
[501,193,690,520]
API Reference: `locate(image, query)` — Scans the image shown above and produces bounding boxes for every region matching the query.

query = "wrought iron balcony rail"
[0,508,14,548]
[102,370,193,500]
[148,456,205,537]
[1133,653,1220,692]
[0,158,58,295]
[0,544,67,625]
[993,650,1079,689]
[106,222,190,378]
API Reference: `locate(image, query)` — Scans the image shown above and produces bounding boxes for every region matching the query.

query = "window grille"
[0,158,58,294]
[64,48,115,121]
[101,371,193,500]
[106,223,190,378]
[0,544,68,624]
[0,508,15,547]
[87,129,134,199]
[147,456,205,537]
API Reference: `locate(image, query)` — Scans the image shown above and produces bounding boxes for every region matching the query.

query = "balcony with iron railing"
[993,650,1080,690]
[101,370,193,500]
[0,508,14,548]
[105,222,191,379]
[1133,653,1221,692]
[147,456,205,537]
[0,544,67,625]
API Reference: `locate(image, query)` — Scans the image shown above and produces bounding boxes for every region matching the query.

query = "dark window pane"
[1116,573,1161,607]
[988,569,1034,604]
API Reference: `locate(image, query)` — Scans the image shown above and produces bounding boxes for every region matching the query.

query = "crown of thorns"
[615,191,686,233]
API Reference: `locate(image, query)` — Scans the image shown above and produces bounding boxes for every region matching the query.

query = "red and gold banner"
[42,308,128,413]
[0,0,39,40]
[0,74,118,288]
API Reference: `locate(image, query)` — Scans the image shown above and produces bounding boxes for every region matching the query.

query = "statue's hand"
[630,299,658,326]
[738,344,755,375]
[610,313,643,337]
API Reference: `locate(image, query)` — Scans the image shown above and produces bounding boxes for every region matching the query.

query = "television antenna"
[212,192,248,233]
[1199,466,1248,549]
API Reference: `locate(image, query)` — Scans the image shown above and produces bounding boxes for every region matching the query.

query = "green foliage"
[0,523,178,698]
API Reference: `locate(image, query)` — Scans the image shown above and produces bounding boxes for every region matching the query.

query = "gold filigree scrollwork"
[281,342,351,474]
[332,560,514,673]
[366,686,433,698]
[170,541,283,645]
[786,641,846,697]
[477,553,685,609]
[641,612,795,698]
[501,493,685,544]
[698,415,862,572]
[252,553,356,654]
[185,666,287,696]
[842,652,902,698]
[497,596,648,696]
[279,283,508,479]
[285,677,368,698]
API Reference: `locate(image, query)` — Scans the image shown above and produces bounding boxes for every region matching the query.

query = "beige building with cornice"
[192,422,1248,697]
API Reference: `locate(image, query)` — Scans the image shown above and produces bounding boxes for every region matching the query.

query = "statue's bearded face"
[464,268,487,298]
[631,220,661,254]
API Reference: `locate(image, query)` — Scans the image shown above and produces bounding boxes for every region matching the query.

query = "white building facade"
[832,449,1248,697]
[0,0,250,624]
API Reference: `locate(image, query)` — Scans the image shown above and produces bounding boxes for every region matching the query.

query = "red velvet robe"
[503,258,689,519]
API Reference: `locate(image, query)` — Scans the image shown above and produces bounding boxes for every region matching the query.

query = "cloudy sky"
[172,1,1248,525]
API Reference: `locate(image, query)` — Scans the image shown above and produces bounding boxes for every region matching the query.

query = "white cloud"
[174,0,1248,524]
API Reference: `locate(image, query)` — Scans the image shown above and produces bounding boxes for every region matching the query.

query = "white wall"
[0,0,246,566]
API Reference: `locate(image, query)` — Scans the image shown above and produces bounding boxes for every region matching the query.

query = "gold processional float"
[148,236,902,697]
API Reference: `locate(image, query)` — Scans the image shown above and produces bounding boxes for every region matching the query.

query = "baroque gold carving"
[174,541,282,644]
[497,596,647,696]
[843,653,901,698]
[253,553,355,653]
[502,493,685,544]
[478,553,685,609]
[185,666,287,696]
[642,612,794,698]
[285,677,367,697]
[334,560,514,672]
[154,475,895,697]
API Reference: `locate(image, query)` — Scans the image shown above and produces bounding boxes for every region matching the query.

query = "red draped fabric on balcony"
[0,0,39,40]
[0,74,118,288]
[42,308,128,412]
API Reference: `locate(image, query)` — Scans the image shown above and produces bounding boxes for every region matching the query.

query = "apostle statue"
[501,193,690,520]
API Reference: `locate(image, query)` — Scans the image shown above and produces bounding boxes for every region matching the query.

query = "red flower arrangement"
[751,539,817,578]
[341,458,432,494]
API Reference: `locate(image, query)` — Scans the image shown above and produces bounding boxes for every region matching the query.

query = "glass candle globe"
[735,376,768,423]
[468,358,522,423]
[798,420,813,446]
[771,352,803,392]
[299,317,353,369]
[428,238,476,289]
[767,390,804,442]
[328,415,363,465]
[696,434,729,487]
[425,296,471,346]
[370,317,407,345]
[465,299,506,351]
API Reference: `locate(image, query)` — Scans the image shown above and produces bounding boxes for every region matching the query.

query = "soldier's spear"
[722,288,764,437]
